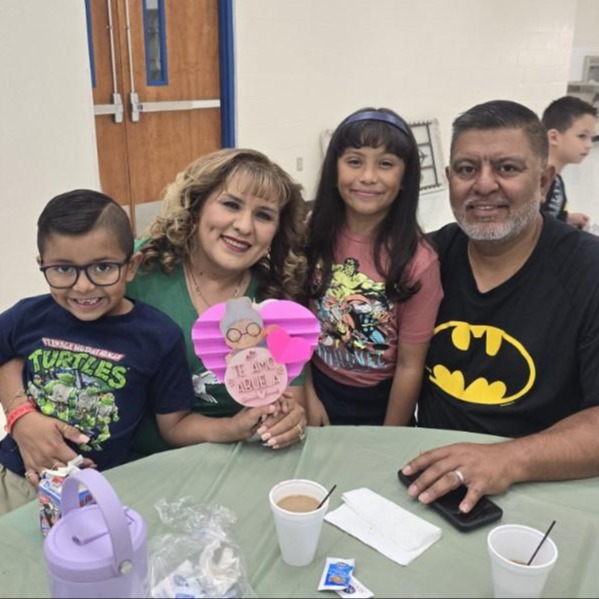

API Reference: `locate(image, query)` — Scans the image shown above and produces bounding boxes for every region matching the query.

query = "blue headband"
[342,110,411,137]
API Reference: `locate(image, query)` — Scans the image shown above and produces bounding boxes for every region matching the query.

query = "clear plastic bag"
[149,497,256,598]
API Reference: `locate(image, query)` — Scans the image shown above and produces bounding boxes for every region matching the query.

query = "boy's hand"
[567,212,591,230]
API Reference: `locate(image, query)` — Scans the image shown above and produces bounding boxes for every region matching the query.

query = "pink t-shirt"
[312,228,443,387]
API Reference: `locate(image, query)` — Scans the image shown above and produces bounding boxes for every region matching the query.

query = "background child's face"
[554,114,596,165]
[39,227,140,321]
[336,145,405,228]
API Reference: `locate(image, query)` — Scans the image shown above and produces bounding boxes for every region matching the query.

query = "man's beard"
[452,198,539,242]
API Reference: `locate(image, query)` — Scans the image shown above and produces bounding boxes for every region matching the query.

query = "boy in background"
[541,95,597,229]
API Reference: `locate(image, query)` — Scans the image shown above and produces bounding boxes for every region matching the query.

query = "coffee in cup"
[276,494,320,513]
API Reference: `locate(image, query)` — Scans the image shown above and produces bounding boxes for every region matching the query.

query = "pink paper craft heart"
[192,299,320,384]
[266,327,312,364]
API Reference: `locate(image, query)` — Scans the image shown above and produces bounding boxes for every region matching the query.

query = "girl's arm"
[304,364,330,426]
[385,245,443,426]
[383,340,430,426]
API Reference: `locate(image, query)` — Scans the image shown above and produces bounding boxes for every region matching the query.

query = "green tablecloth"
[0,426,597,598]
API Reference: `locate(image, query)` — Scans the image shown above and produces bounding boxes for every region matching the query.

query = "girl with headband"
[305,107,443,426]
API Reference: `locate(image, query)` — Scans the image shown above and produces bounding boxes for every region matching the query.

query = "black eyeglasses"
[40,260,130,289]
[226,322,262,343]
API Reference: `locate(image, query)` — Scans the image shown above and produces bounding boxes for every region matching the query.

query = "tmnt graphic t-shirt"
[0,295,195,475]
[418,216,599,437]
[312,227,443,387]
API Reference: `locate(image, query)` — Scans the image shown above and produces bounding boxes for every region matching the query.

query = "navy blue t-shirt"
[0,295,195,475]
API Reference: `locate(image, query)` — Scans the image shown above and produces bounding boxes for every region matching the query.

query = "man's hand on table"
[401,441,516,513]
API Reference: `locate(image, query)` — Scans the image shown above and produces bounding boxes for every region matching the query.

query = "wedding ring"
[51,462,63,471]
[24,470,37,481]
[60,423,69,434]
[453,469,465,485]
[296,423,306,442]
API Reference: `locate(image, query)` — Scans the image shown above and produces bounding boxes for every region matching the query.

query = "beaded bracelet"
[4,400,36,435]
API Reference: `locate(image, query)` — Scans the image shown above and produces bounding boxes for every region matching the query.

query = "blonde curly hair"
[138,148,307,301]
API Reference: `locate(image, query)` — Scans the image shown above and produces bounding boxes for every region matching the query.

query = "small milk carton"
[38,456,94,536]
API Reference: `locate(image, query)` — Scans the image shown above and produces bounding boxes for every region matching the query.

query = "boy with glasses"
[0,189,276,515]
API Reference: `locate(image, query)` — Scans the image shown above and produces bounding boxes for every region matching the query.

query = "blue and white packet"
[318,557,355,591]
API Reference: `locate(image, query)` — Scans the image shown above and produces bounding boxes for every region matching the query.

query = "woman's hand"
[11,411,94,486]
[257,391,307,449]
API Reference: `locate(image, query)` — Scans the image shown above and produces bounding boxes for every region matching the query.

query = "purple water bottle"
[43,468,148,598]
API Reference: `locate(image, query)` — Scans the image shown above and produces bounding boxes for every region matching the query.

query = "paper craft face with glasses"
[222,298,271,354]
[193,297,320,407]
[219,298,286,405]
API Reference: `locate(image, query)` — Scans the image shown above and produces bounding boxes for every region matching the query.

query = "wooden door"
[87,0,222,231]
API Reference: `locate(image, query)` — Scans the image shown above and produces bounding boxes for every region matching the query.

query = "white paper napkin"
[325,487,442,566]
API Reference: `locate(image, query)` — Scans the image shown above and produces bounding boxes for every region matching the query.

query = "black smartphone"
[397,469,503,532]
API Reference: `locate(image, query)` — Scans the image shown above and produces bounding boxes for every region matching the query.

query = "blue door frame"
[218,0,235,148]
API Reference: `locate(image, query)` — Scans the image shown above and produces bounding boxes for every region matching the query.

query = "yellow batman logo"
[429,321,535,405]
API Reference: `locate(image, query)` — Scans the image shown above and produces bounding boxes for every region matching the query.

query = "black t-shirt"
[418,216,599,437]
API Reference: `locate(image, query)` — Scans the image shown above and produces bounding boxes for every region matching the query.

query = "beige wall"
[573,0,599,46]
[0,1,99,312]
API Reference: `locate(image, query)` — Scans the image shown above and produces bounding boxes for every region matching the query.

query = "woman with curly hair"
[127,148,309,455]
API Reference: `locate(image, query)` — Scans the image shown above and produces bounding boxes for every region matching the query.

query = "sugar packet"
[318,557,355,591]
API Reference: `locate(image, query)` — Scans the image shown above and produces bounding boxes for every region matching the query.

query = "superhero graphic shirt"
[311,228,442,387]
[315,257,394,373]
[0,295,194,475]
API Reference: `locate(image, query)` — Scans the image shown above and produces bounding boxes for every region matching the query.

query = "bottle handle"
[62,469,134,577]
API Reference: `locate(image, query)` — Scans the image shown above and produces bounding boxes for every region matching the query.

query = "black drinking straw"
[527,520,556,566]
[317,484,337,509]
